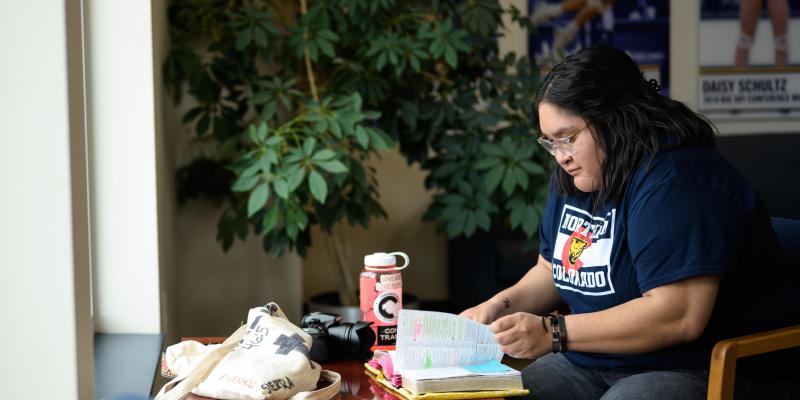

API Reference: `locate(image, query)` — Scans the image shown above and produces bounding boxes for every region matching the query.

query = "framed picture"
[699,0,800,120]
[529,0,671,95]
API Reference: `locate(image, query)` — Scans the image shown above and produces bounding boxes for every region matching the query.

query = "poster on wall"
[699,1,800,120]
[528,0,670,96]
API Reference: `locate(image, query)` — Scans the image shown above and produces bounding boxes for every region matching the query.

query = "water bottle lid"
[364,252,410,270]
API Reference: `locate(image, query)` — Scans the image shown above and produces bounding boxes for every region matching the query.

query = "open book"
[400,360,523,395]
[374,309,526,396]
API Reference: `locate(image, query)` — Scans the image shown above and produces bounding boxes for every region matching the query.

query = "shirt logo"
[561,225,593,275]
[552,205,616,296]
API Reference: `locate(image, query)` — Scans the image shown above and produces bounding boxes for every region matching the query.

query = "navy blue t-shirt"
[539,146,796,370]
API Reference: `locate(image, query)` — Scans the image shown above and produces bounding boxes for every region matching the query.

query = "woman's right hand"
[460,300,504,324]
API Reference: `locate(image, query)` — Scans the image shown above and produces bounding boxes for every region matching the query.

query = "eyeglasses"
[537,127,585,157]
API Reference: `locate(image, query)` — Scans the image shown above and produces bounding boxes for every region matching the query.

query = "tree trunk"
[327,229,357,307]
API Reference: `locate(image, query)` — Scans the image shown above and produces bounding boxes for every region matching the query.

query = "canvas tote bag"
[156,303,341,400]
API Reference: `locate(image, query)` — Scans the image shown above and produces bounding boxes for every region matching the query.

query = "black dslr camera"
[299,312,375,363]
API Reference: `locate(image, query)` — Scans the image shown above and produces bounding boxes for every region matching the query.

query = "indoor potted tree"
[164,0,549,310]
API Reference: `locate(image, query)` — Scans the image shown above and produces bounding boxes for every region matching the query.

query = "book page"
[394,309,503,371]
[402,361,518,381]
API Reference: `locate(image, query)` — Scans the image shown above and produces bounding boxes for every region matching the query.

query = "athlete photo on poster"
[699,0,800,120]
[528,0,670,95]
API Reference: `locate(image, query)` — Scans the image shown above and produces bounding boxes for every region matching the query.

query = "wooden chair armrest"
[707,325,800,400]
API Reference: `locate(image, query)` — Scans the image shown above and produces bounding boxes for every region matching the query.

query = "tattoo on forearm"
[503,298,511,309]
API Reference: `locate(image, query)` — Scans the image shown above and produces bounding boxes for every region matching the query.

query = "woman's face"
[538,102,604,192]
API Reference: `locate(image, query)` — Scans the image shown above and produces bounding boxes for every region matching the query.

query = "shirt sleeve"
[628,180,744,293]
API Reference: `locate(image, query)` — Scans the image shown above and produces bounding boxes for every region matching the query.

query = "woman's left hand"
[490,312,551,360]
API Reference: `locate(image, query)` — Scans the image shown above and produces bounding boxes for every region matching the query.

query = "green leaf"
[447,209,468,237]
[475,210,491,231]
[367,128,391,150]
[248,124,259,143]
[241,162,261,177]
[521,206,539,237]
[355,125,369,149]
[481,143,506,157]
[433,162,460,178]
[430,39,444,58]
[308,170,328,203]
[305,111,323,122]
[251,91,272,105]
[519,160,545,175]
[317,29,340,41]
[513,167,529,189]
[265,148,278,164]
[232,175,259,192]
[287,167,305,191]
[317,38,336,58]
[502,167,517,195]
[262,204,280,233]
[247,183,270,217]
[316,160,348,173]
[350,92,362,111]
[509,204,523,229]
[464,211,477,236]
[253,27,268,48]
[483,165,505,194]
[286,223,299,240]
[303,137,317,156]
[375,52,387,71]
[261,101,277,120]
[328,119,342,138]
[265,135,284,146]
[444,45,458,68]
[313,118,328,133]
[451,36,470,52]
[236,29,252,50]
[441,194,465,206]
[307,41,319,61]
[473,157,503,170]
[258,154,272,172]
[274,179,289,199]
[312,149,336,161]
[409,55,421,72]
[257,122,268,142]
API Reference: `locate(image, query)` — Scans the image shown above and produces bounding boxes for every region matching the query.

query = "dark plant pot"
[448,227,538,312]
[306,291,420,323]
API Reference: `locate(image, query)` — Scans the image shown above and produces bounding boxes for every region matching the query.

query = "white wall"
[85,0,162,333]
[0,1,93,398]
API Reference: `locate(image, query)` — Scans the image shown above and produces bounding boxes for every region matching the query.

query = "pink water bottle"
[359,251,410,350]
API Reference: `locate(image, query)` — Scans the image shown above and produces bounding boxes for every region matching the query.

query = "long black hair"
[533,47,716,207]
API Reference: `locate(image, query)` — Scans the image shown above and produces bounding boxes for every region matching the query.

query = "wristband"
[557,313,567,352]
[547,314,561,353]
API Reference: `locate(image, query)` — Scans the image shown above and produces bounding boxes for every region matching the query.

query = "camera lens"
[327,321,375,361]
[301,312,375,362]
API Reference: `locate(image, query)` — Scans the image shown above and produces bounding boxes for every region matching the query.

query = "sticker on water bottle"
[377,325,397,345]
[373,291,400,323]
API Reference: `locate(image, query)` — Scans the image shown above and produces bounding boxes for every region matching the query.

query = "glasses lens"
[537,138,557,156]
[559,143,576,157]
[537,137,577,157]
